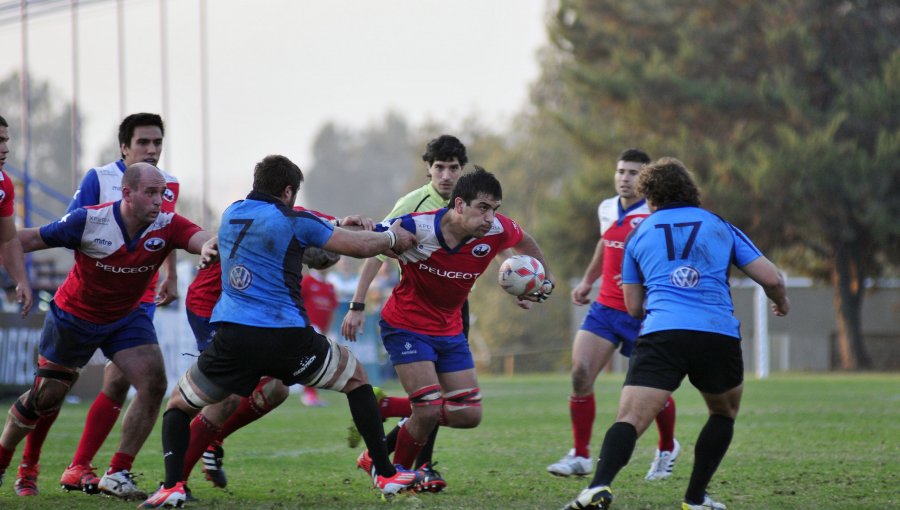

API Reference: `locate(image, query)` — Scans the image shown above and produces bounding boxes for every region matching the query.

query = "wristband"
[348,301,366,311]
[385,230,397,250]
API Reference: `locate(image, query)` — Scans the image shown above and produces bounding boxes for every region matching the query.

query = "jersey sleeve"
[39,209,88,249]
[0,172,15,217]
[729,222,763,267]
[169,214,204,249]
[497,214,524,249]
[68,169,100,212]
[291,211,335,248]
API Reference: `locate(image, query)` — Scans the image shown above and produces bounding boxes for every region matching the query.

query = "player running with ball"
[345,167,555,487]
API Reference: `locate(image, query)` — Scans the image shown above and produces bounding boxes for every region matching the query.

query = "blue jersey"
[621,204,762,338]
[210,192,335,328]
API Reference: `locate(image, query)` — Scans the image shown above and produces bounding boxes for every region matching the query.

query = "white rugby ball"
[498,255,545,296]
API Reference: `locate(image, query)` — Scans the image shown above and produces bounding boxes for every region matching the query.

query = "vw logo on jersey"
[630,216,645,228]
[472,243,491,257]
[163,188,175,202]
[229,265,253,290]
[670,266,700,288]
[144,237,166,252]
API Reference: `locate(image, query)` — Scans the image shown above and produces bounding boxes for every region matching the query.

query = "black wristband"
[348,301,366,311]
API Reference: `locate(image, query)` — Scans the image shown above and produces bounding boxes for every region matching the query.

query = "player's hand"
[341,310,365,342]
[388,221,416,254]
[571,280,592,305]
[155,276,179,306]
[514,295,534,309]
[340,215,375,231]
[199,236,219,269]
[15,281,32,317]
[772,297,790,317]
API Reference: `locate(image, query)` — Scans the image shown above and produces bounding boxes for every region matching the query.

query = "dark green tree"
[543,0,900,369]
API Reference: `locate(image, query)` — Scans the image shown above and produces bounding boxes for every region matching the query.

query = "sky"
[0,0,549,220]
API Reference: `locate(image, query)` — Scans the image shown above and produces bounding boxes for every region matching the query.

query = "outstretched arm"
[340,256,384,341]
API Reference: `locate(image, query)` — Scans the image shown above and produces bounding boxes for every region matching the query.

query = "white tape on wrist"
[385,230,397,250]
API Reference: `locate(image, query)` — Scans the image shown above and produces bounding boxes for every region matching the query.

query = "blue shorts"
[141,301,157,320]
[380,320,474,374]
[186,308,216,352]
[39,301,158,368]
[579,302,642,357]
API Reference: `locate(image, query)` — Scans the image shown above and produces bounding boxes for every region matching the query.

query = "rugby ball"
[498,255,545,296]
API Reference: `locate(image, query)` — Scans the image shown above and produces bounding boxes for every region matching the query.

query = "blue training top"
[210,191,334,328]
[621,203,762,339]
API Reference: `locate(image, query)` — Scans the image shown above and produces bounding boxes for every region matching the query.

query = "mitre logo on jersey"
[144,238,166,252]
[630,216,645,228]
[229,265,253,290]
[163,188,175,202]
[93,238,112,247]
[472,243,491,257]
[671,266,700,288]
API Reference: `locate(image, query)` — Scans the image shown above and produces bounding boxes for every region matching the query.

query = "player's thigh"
[616,385,673,435]
[701,384,743,419]
[572,329,618,377]
[109,343,166,390]
[394,361,441,395]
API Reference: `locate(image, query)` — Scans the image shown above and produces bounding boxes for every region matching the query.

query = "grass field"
[0,373,897,509]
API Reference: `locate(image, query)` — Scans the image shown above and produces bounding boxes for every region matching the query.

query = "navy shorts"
[198,322,330,397]
[186,308,216,352]
[624,330,744,394]
[579,302,642,357]
[380,320,474,373]
[39,301,158,368]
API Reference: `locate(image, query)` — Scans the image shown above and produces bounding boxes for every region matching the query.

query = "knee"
[443,387,482,429]
[135,372,168,401]
[252,377,289,410]
[571,363,594,394]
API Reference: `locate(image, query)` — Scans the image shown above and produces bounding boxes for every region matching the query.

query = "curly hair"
[638,157,701,207]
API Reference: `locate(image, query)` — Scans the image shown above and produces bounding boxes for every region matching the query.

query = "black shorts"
[197,322,330,397]
[624,330,743,394]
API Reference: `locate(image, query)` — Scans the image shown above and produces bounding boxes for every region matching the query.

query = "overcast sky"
[0,0,549,218]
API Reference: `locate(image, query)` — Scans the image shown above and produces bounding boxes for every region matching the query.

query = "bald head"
[123,162,163,189]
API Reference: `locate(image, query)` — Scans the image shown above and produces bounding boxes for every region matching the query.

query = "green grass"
[0,373,897,509]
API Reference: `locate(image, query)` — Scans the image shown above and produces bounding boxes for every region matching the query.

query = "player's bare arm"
[16,226,50,253]
[740,256,791,316]
[198,235,219,268]
[341,256,384,342]
[623,282,646,319]
[155,251,179,306]
[0,217,32,316]
[323,221,414,258]
[572,238,604,305]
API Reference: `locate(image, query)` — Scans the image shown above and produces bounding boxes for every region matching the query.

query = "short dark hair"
[618,148,651,164]
[638,157,701,207]
[422,135,468,166]
[448,165,502,206]
[253,155,304,197]
[0,115,7,127]
[119,113,164,155]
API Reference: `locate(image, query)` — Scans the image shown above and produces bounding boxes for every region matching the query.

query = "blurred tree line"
[305,0,899,371]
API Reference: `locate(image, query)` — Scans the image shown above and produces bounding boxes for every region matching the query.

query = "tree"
[544,0,900,368]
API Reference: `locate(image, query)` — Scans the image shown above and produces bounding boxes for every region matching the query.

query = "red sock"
[655,396,677,451]
[379,396,412,419]
[0,444,14,472]
[392,424,426,469]
[182,414,221,481]
[72,392,123,467]
[22,409,59,467]
[108,452,135,473]
[570,394,595,458]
